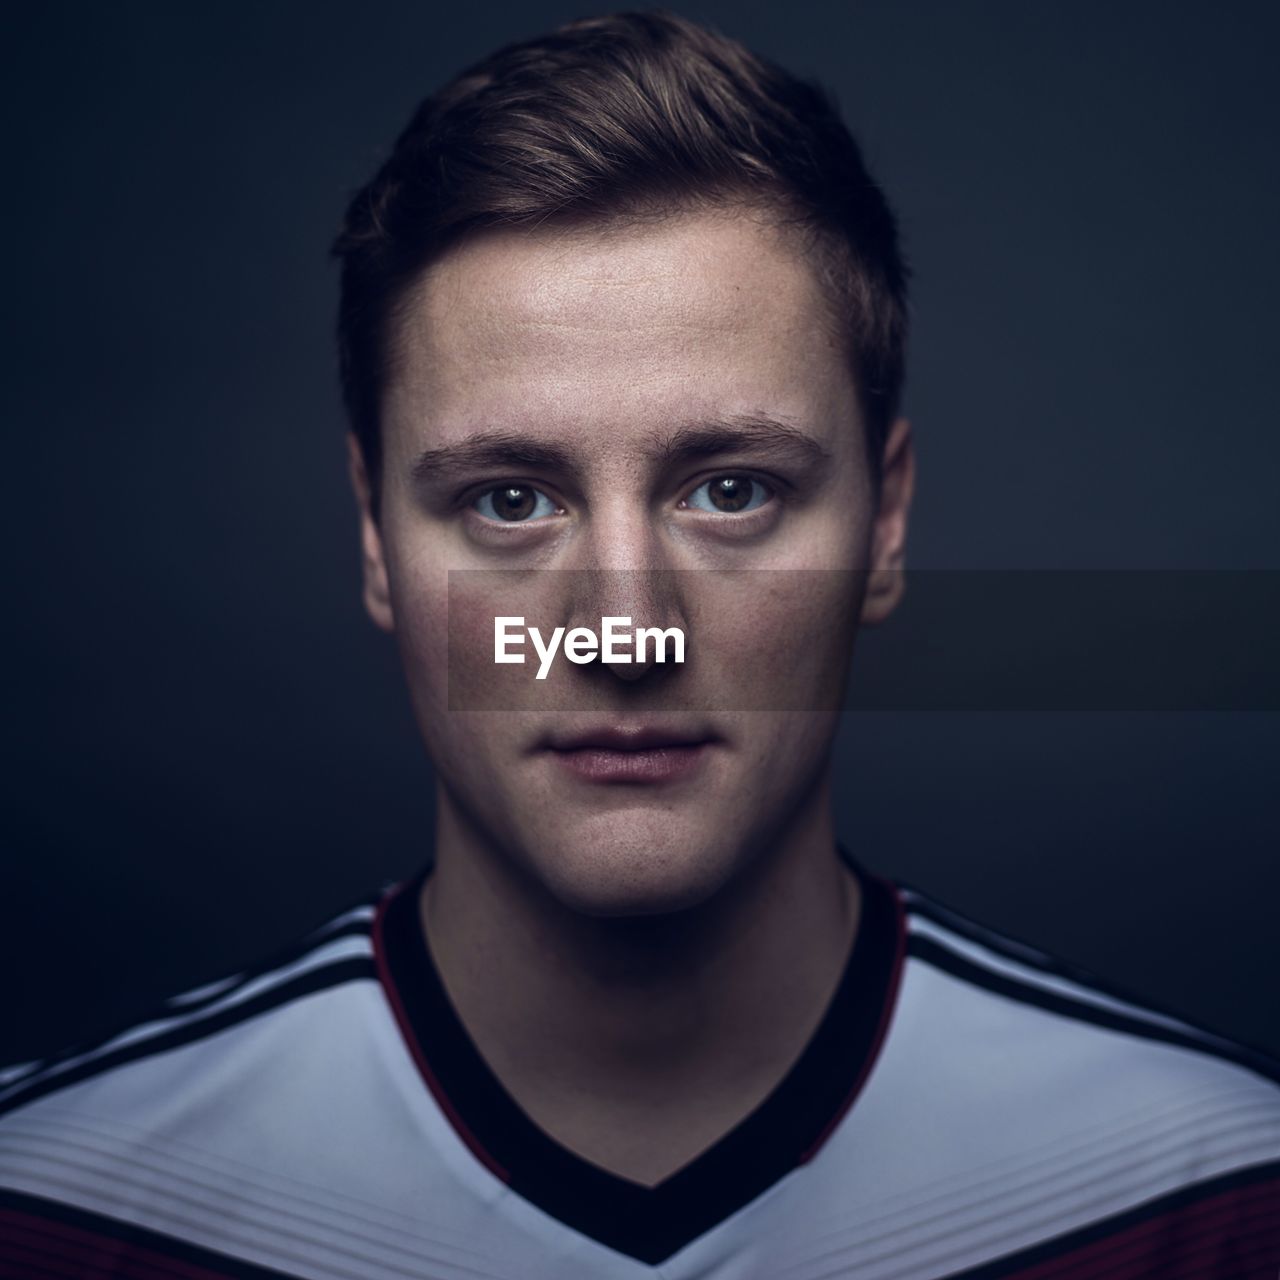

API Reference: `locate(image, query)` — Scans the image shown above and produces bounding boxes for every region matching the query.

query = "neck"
[418,776,860,1184]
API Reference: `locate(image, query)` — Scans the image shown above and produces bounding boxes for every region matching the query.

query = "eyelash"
[679,475,776,517]
[465,474,781,525]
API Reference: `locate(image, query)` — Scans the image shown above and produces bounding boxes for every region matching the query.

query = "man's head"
[334,10,908,521]
[334,12,913,916]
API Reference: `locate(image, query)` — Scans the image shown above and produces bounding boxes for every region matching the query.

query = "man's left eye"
[472,485,559,522]
[684,476,772,514]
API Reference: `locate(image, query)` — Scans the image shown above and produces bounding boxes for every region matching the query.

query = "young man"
[2,11,1277,1278]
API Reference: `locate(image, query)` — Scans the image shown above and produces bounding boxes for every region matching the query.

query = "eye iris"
[709,476,753,512]
[494,486,536,520]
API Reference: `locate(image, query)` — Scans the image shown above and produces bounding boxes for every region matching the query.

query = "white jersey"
[2,847,1278,1279]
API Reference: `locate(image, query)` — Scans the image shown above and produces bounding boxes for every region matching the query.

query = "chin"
[526,811,747,919]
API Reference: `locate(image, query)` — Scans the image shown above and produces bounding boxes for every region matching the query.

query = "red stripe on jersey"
[797,869,908,1164]
[0,1206,240,1278]
[993,1176,1280,1280]
[371,879,512,1185]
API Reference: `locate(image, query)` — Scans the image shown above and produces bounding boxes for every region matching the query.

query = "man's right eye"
[472,484,560,523]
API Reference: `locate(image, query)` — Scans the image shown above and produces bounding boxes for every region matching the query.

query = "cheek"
[384,535,535,717]
[392,577,512,783]
[400,564,572,722]
[689,570,863,712]
[385,548,452,721]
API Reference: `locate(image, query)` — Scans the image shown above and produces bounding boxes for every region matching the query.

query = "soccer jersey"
[2,847,1278,1279]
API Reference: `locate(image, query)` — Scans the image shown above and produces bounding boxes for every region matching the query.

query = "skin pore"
[348,206,914,1186]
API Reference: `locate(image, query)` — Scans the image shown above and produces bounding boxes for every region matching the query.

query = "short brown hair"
[332,10,909,517]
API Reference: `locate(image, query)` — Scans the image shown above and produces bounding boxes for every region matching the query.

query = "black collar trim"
[372,844,905,1265]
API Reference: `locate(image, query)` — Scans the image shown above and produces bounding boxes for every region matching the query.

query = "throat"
[417,850,863,1190]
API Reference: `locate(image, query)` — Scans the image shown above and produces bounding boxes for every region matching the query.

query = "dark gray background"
[3,1,1277,1065]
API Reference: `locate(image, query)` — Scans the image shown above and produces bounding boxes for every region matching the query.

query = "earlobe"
[860,416,915,626]
[346,433,396,633]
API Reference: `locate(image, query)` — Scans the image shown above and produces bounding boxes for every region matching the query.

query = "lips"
[542,726,718,785]
[544,724,716,753]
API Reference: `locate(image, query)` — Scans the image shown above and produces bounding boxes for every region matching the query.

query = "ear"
[346,433,395,632]
[860,416,915,626]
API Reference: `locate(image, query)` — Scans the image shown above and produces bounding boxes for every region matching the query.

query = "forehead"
[381,208,857,458]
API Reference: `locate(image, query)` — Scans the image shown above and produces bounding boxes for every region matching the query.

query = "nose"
[564,568,685,681]
[564,524,688,681]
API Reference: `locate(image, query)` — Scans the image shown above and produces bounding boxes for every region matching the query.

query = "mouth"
[542,724,720,785]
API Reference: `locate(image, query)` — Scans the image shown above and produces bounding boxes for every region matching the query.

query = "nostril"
[563,569,688,661]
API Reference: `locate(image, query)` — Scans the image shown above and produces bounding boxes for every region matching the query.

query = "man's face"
[352,207,909,915]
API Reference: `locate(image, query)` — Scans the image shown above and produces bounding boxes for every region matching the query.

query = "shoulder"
[797,869,1280,1280]
[880,878,1280,1250]
[0,891,385,1176]
[0,891,397,1275]
[0,874,521,1280]
[893,878,1280,1097]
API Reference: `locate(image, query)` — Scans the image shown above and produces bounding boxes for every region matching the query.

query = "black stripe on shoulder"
[901,887,1223,1024]
[160,916,376,1017]
[901,889,1068,971]
[0,1186,308,1279]
[935,1158,1280,1279]
[903,887,1208,1010]
[0,957,377,1119]
[906,933,1280,1087]
[3,909,378,1093]
[902,886,1280,1068]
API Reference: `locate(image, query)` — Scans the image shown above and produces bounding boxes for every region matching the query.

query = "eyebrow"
[657,415,832,468]
[409,414,832,485]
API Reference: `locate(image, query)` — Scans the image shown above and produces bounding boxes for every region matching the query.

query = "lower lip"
[549,743,714,784]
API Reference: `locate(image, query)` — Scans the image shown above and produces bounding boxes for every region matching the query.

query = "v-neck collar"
[371,843,905,1265]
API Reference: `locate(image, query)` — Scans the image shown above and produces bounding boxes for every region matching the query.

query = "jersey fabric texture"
[2,846,1278,1279]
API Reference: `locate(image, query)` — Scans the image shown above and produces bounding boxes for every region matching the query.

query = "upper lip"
[545,725,717,752]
